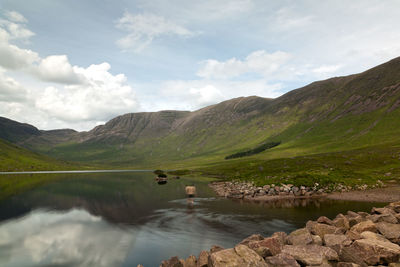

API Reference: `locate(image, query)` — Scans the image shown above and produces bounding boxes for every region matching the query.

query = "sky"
[0,0,400,131]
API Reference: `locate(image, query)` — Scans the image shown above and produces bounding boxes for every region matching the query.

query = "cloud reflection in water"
[0,209,134,267]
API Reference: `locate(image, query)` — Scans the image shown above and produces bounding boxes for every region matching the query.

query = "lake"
[0,171,385,266]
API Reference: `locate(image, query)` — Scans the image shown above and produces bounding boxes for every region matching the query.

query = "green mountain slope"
[0,138,78,171]
[3,57,400,173]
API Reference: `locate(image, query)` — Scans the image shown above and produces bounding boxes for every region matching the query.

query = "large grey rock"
[264,253,300,266]
[376,222,400,244]
[350,220,377,233]
[197,251,209,267]
[339,238,400,265]
[287,228,313,245]
[281,245,338,266]
[208,245,268,267]
[323,234,352,253]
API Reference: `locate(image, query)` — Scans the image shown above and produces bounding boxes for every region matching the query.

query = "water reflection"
[0,209,134,267]
[0,172,386,267]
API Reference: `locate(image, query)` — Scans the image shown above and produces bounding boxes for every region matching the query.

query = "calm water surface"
[0,172,385,266]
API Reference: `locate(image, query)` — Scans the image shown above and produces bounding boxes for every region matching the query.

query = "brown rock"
[376,222,400,244]
[387,201,400,213]
[210,245,224,254]
[312,235,323,245]
[184,255,197,267]
[357,211,369,218]
[360,231,390,242]
[333,214,350,230]
[161,256,184,267]
[271,232,287,246]
[346,230,362,241]
[339,238,400,265]
[347,211,359,217]
[248,236,283,257]
[281,245,338,266]
[323,234,352,253]
[264,253,300,267]
[389,263,400,267]
[372,207,396,215]
[197,251,209,267]
[337,263,361,267]
[306,221,344,239]
[347,216,364,227]
[240,234,264,246]
[287,228,313,245]
[367,213,398,224]
[317,216,334,225]
[350,220,377,233]
[208,245,268,267]
[137,265,144,267]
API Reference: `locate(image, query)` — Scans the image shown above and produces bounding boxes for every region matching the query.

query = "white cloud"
[35,55,83,84]
[197,50,292,80]
[35,62,139,122]
[5,10,28,23]
[151,79,282,111]
[312,65,342,75]
[0,68,30,102]
[115,12,194,52]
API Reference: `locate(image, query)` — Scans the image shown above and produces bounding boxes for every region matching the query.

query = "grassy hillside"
[2,57,400,191]
[0,139,81,172]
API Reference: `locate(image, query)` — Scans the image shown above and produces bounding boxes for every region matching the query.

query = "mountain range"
[1,56,400,172]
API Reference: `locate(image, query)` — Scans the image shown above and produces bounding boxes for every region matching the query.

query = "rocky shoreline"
[208,180,387,201]
[157,201,400,267]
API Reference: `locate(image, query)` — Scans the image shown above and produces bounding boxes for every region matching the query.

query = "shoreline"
[159,201,400,267]
[209,181,400,203]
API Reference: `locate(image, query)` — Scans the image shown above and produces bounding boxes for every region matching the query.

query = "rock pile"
[157,201,400,267]
[209,180,384,200]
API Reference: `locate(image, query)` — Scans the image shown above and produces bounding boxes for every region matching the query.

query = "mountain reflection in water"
[0,172,385,267]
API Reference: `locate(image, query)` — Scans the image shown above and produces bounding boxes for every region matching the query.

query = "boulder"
[350,220,377,233]
[210,245,224,254]
[347,216,364,227]
[339,238,400,265]
[345,230,362,241]
[287,228,313,245]
[208,245,268,267]
[281,245,338,266]
[161,256,184,267]
[240,234,264,246]
[248,236,283,257]
[360,231,390,242]
[264,253,300,266]
[372,207,396,215]
[306,221,344,239]
[197,251,209,267]
[183,255,197,267]
[388,263,400,267]
[376,222,400,244]
[333,214,350,230]
[366,213,398,224]
[317,216,334,225]
[312,235,323,245]
[323,234,352,253]
[387,202,400,213]
[271,232,287,246]
[337,263,361,267]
